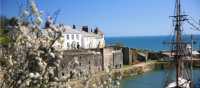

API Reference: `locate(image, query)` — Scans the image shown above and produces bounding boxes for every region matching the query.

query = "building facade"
[62,25,105,50]
[102,47,123,70]
[63,26,82,50]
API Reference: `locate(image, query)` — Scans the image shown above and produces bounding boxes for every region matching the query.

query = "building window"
[66,35,69,40]
[76,34,79,40]
[67,42,70,48]
[72,34,74,40]
[77,42,80,49]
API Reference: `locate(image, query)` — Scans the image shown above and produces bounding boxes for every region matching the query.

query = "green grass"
[0,35,10,45]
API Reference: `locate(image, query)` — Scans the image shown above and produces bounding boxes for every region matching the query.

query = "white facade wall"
[81,32,105,49]
[62,26,82,50]
[62,26,105,50]
[63,33,82,50]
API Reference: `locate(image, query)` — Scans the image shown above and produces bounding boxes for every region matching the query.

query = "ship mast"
[174,0,192,87]
[165,0,195,87]
[175,0,181,87]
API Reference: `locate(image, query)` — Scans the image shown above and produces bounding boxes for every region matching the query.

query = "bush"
[0,29,10,45]
[0,35,10,45]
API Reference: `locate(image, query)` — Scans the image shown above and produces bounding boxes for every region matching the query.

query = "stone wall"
[122,47,131,65]
[193,60,200,67]
[102,47,123,70]
[113,49,123,69]
[58,49,103,81]
[122,48,148,65]
[102,48,113,71]
[58,47,124,81]
[112,61,160,78]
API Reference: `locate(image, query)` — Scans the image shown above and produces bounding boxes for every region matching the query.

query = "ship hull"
[166,77,191,88]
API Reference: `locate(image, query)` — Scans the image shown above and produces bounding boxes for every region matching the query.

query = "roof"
[63,25,80,34]
[81,31,97,37]
[80,31,104,39]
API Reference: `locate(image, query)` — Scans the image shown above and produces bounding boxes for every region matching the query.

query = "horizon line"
[105,34,200,37]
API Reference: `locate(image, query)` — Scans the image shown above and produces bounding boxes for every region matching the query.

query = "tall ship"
[164,0,199,88]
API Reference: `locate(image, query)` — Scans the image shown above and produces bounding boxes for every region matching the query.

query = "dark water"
[120,69,200,88]
[105,35,200,51]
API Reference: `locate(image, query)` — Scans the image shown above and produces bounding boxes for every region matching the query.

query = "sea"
[105,35,200,88]
[120,68,200,88]
[105,35,200,51]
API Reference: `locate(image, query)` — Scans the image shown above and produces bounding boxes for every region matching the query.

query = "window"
[77,42,80,49]
[67,42,70,48]
[76,34,79,40]
[66,35,69,40]
[72,34,74,40]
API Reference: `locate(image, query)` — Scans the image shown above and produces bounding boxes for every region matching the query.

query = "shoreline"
[112,61,168,79]
[66,61,200,88]
[66,61,169,88]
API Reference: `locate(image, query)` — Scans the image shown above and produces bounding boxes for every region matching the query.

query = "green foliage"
[0,29,10,45]
[115,42,124,47]
[0,16,10,27]
[0,16,17,45]
[0,29,9,34]
[9,17,18,26]
[136,48,153,53]
[110,42,124,48]
[0,35,10,45]
[0,16,18,29]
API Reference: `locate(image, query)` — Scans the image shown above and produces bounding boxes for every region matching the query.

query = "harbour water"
[105,35,200,51]
[106,36,200,88]
[120,68,200,88]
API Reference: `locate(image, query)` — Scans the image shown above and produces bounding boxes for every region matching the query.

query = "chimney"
[91,28,93,32]
[82,26,88,32]
[72,24,76,29]
[94,27,98,34]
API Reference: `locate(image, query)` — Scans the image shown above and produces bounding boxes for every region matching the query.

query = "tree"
[0,16,9,28]
[9,17,18,26]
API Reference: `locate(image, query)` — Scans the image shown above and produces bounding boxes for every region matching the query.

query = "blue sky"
[1,0,200,37]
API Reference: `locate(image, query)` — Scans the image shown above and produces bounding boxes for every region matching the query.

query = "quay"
[64,61,169,88]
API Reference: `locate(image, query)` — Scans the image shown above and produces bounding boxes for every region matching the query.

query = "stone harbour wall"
[58,49,103,81]
[112,61,168,79]
[64,61,169,88]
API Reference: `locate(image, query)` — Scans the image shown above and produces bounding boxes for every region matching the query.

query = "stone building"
[102,47,123,70]
[122,47,133,65]
[122,48,150,65]
[102,48,113,71]
[58,47,124,81]
[112,49,123,69]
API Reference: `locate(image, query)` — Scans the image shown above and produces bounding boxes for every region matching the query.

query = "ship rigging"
[165,0,194,88]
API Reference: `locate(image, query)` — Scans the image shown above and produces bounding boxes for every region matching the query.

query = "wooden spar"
[165,0,195,87]
[175,0,181,87]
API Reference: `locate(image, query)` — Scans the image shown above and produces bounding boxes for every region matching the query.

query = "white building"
[63,26,82,50]
[81,31,104,49]
[62,25,105,50]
